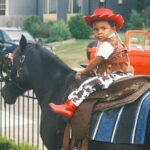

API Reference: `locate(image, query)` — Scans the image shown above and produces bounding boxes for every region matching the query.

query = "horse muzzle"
[1,86,17,104]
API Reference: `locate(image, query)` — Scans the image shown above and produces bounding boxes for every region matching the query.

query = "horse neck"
[27,48,76,110]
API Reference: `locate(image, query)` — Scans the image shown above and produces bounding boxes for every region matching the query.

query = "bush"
[23,15,92,41]
[68,15,92,39]
[23,16,42,37]
[127,7,150,30]
[23,17,72,42]
[127,9,144,29]
[39,21,56,38]
[0,136,17,150]
[46,21,72,42]
[0,136,38,150]
[142,6,150,29]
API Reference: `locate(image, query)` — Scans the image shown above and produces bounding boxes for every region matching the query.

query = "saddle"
[63,75,150,150]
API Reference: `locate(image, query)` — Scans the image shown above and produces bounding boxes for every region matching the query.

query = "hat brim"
[84,14,124,29]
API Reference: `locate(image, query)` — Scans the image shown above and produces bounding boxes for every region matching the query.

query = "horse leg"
[40,112,64,150]
[88,141,147,150]
[40,126,63,150]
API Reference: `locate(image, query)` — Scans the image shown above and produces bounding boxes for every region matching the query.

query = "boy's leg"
[69,76,101,106]
[100,72,133,89]
[49,77,101,118]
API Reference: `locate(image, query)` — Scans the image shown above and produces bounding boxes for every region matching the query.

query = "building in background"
[82,0,150,26]
[0,0,150,27]
[0,0,40,26]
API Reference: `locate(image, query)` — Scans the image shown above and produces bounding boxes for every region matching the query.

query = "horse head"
[1,35,34,104]
[1,35,77,105]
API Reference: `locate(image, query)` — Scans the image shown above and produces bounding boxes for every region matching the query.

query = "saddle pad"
[89,90,150,144]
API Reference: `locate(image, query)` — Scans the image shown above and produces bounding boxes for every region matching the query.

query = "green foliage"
[23,16,42,37]
[127,9,144,29]
[127,7,150,30]
[22,15,92,41]
[17,144,38,150]
[46,21,72,42]
[0,136,38,150]
[142,6,150,29]
[39,21,56,38]
[68,15,92,39]
[23,17,72,42]
[0,136,17,150]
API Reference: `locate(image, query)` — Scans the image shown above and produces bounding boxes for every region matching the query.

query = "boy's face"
[92,20,116,42]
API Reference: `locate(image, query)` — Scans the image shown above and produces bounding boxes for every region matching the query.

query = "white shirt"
[96,33,115,59]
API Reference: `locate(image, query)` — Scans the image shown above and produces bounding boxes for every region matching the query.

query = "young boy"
[49,8,134,118]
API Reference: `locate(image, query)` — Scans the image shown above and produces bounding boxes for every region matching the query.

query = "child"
[49,8,134,118]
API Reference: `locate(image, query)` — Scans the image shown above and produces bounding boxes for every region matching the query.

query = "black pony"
[1,35,150,150]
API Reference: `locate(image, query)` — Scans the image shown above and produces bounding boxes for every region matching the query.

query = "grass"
[0,136,38,150]
[54,39,92,68]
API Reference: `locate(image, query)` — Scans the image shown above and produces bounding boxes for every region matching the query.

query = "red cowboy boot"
[49,99,77,118]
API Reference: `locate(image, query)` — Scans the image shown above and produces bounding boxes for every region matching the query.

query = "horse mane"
[37,44,74,73]
[36,43,91,87]
[13,42,88,102]
[35,44,83,102]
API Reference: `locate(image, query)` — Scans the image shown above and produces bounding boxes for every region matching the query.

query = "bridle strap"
[10,44,35,91]
[0,53,12,82]
[16,44,35,78]
[1,44,35,91]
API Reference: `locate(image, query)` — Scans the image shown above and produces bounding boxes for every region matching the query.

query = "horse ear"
[19,35,27,51]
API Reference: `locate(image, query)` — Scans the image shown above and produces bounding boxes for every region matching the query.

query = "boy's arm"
[79,56,104,75]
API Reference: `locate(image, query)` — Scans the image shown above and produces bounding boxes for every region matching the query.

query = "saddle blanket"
[89,90,150,144]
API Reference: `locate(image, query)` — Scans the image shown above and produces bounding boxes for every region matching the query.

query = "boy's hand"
[5,53,13,62]
[4,53,13,67]
[75,70,84,80]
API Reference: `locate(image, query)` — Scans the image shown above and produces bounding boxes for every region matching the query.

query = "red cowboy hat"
[84,8,124,29]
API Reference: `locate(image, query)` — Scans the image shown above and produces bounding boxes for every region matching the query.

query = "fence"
[0,82,47,150]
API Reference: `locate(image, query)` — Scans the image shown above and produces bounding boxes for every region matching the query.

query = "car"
[86,30,150,75]
[0,27,54,53]
[124,30,150,75]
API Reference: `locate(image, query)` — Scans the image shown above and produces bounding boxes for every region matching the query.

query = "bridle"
[0,44,35,91]
[0,51,13,82]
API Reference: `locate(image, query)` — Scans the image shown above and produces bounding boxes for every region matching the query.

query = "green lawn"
[54,39,92,68]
